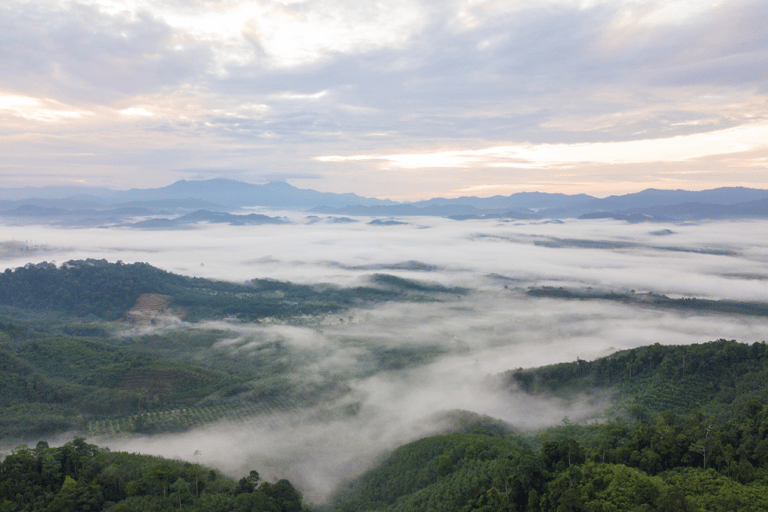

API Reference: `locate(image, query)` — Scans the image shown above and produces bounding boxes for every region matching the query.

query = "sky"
[2,0,768,200]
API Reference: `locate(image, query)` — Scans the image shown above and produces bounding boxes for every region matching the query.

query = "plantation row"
[630,374,712,412]
[85,399,296,437]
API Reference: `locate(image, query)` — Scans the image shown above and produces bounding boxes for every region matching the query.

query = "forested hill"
[0,437,306,512]
[329,340,768,512]
[0,259,463,321]
[508,339,768,420]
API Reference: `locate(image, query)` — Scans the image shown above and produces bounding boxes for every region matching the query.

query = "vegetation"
[328,402,768,512]
[0,437,306,511]
[0,260,465,439]
[2,260,768,510]
[508,339,768,420]
[0,314,255,439]
[526,286,768,318]
[324,340,768,512]
[0,259,464,322]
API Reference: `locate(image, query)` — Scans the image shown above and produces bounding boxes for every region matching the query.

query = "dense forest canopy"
[1,259,768,511]
[0,437,306,512]
[0,259,463,322]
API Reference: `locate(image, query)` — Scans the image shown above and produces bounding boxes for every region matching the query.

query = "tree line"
[0,438,305,512]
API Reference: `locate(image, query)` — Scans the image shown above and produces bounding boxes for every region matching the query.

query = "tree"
[260,479,303,512]
[655,486,692,512]
[185,463,206,498]
[45,475,104,512]
[169,477,192,508]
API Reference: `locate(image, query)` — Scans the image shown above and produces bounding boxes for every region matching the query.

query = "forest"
[325,340,768,512]
[4,365,768,511]
[0,437,306,512]
[0,259,464,322]
[1,260,768,511]
[526,286,768,318]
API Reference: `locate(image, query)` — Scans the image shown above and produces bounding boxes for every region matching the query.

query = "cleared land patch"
[126,293,171,324]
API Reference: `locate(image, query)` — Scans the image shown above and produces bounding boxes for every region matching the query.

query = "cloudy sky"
[2,0,768,200]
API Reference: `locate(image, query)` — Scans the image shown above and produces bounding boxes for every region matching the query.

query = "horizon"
[3,177,768,203]
[2,1,767,200]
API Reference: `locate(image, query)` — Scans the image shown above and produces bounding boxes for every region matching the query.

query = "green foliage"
[368,274,466,294]
[2,260,768,511]
[331,433,533,512]
[329,396,768,512]
[664,467,768,512]
[0,319,246,439]
[527,286,768,318]
[545,462,691,512]
[0,259,455,322]
[510,340,768,419]
[0,439,306,512]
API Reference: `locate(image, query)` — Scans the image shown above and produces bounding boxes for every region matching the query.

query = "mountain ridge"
[2,179,768,221]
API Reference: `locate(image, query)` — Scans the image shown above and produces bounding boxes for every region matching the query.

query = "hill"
[0,259,463,322]
[0,437,306,512]
[328,339,768,512]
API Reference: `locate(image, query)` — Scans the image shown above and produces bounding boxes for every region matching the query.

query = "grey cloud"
[637,2,768,89]
[2,0,767,193]
[0,2,211,103]
[201,2,685,145]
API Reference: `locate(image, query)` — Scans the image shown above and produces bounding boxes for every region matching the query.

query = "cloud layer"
[2,0,768,197]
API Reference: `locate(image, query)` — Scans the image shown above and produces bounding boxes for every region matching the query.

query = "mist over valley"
[3,212,768,503]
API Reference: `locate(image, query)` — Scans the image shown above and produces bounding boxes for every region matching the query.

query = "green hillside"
[2,262,768,511]
[0,438,306,512]
[0,318,247,439]
[324,340,768,511]
[527,286,768,318]
[0,259,465,321]
[508,339,768,420]
[329,400,768,512]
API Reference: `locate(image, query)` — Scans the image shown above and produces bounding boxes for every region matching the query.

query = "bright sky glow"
[317,123,768,169]
[119,107,154,116]
[1,0,766,197]
[0,93,89,122]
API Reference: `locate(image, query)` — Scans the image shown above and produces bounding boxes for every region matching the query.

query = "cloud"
[119,107,154,116]
[0,2,212,103]
[2,0,768,196]
[0,93,90,122]
[316,123,768,172]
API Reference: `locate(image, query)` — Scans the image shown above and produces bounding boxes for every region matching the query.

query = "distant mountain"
[1,180,768,221]
[578,212,656,223]
[578,196,768,221]
[311,204,484,217]
[0,197,107,210]
[124,210,289,229]
[0,179,396,210]
[112,198,224,210]
[593,187,768,209]
[411,191,595,210]
[549,187,768,220]
[104,179,396,209]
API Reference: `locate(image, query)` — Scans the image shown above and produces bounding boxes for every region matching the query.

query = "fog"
[3,216,768,502]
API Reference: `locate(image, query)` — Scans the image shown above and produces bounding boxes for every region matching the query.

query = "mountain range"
[2,179,768,223]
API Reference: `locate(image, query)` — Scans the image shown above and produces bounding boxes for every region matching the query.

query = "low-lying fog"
[3,215,768,502]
